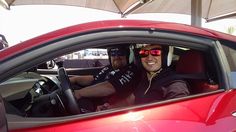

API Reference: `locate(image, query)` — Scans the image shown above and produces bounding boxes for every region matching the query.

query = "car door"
[0,95,8,132]
[219,39,236,87]
[1,25,236,132]
[217,39,236,121]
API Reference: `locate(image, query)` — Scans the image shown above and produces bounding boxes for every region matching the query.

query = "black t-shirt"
[93,65,113,84]
[134,68,189,104]
[108,63,139,97]
[92,63,139,98]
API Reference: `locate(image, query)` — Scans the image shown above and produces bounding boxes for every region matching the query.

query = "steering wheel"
[57,67,80,114]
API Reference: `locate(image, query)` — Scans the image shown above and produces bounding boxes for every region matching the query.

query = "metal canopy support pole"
[0,0,9,9]
[207,12,236,22]
[191,0,202,27]
[122,0,152,18]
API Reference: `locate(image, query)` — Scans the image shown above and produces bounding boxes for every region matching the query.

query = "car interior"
[175,50,219,94]
[0,42,220,118]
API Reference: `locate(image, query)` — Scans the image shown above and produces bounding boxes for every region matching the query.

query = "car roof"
[1,19,236,61]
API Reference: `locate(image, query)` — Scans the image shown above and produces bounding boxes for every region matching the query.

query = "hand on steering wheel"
[58,67,80,114]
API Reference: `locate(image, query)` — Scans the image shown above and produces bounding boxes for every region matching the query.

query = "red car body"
[12,92,236,132]
[0,20,236,132]
[1,20,236,61]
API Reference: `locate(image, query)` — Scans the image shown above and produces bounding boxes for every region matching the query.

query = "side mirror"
[37,60,56,69]
[47,60,56,69]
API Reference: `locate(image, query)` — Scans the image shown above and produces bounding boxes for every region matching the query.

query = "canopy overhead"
[131,0,236,22]
[1,0,142,15]
[1,0,236,22]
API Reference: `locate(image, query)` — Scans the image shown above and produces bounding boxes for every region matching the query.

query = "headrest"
[176,50,205,74]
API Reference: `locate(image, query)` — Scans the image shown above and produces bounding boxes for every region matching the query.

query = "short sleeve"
[93,66,111,82]
[108,64,138,94]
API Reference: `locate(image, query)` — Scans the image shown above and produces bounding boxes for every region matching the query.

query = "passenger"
[96,44,190,110]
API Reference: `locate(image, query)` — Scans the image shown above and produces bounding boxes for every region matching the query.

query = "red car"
[0,20,236,132]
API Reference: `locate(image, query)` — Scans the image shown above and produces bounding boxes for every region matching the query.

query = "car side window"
[222,44,236,71]
[221,42,236,87]
[61,48,109,68]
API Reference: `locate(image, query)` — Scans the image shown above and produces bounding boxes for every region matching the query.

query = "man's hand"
[96,103,111,111]
[74,81,116,99]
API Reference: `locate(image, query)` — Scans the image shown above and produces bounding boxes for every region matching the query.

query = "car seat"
[175,50,218,94]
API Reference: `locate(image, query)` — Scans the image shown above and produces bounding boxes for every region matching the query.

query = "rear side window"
[221,40,236,87]
[221,42,236,71]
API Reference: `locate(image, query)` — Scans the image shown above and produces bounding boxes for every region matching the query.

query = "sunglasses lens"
[150,49,161,56]
[139,49,161,58]
[139,50,149,58]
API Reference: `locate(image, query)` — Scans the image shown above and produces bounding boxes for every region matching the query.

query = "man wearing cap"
[131,44,189,104]
[70,46,132,87]
[71,46,138,112]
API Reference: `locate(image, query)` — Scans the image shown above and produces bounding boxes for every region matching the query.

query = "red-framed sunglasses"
[139,48,162,58]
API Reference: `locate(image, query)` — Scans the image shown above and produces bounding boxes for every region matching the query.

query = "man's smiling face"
[140,44,162,73]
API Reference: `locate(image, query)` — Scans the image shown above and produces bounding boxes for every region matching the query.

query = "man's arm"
[96,93,135,111]
[70,65,111,87]
[70,75,94,86]
[163,80,190,99]
[74,81,116,99]
[109,93,135,108]
[74,64,138,100]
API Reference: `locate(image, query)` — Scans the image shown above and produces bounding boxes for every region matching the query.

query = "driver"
[70,45,131,87]
[71,45,139,113]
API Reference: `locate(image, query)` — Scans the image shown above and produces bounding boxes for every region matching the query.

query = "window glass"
[221,43,236,88]
[61,48,109,68]
[222,45,236,71]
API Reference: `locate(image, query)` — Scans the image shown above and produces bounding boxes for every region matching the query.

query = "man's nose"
[112,56,122,60]
[113,55,120,58]
[146,54,153,60]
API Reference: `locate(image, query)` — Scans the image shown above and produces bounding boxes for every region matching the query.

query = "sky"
[0,5,236,46]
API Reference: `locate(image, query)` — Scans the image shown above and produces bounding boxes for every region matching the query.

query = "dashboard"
[1,73,67,117]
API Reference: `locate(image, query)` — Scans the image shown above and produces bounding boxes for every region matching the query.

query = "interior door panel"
[0,95,8,132]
